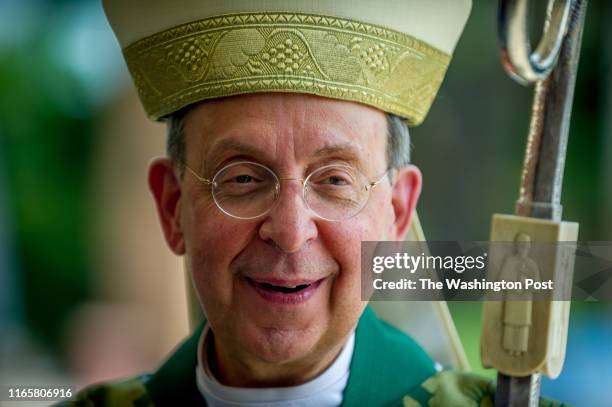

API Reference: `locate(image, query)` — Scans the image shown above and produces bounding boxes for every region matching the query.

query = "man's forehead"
[186,93,385,130]
[183,93,388,167]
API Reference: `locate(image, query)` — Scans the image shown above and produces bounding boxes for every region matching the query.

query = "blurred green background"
[0,0,610,405]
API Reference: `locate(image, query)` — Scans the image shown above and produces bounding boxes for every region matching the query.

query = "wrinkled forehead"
[181,93,389,173]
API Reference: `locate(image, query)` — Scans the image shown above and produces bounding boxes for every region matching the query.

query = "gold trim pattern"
[123,12,451,125]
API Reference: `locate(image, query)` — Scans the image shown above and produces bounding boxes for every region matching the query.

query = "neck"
[206,332,348,387]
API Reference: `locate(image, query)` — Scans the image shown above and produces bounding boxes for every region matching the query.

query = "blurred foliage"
[0,11,96,351]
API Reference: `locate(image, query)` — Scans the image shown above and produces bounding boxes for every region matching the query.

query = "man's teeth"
[246,277,318,293]
[258,281,311,292]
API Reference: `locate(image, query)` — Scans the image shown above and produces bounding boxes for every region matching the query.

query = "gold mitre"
[103,0,471,125]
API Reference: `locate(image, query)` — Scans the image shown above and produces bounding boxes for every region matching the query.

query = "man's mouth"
[244,277,325,304]
[250,280,312,293]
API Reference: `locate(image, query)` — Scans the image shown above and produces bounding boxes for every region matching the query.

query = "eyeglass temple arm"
[186,166,214,185]
[366,168,396,191]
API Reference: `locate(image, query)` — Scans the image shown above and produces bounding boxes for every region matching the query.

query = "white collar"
[195,325,355,407]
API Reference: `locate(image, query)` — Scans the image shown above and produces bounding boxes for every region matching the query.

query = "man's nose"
[258,179,318,253]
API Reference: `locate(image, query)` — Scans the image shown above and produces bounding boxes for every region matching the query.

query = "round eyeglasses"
[185,161,389,221]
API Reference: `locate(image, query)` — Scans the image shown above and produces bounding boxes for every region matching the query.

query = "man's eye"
[232,175,255,183]
[324,175,350,186]
[312,169,355,186]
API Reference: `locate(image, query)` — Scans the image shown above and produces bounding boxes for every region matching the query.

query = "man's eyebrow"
[203,138,268,168]
[311,144,367,172]
[203,139,368,173]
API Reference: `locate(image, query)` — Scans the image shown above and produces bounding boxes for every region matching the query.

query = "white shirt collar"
[195,325,355,407]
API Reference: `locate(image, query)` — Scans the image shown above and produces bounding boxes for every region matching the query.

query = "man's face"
[151,93,420,384]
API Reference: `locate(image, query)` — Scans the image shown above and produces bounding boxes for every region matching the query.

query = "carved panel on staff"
[481,214,578,378]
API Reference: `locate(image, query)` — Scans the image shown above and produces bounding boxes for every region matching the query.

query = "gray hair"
[166,108,411,177]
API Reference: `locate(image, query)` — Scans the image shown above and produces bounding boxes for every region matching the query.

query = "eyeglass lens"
[211,162,371,220]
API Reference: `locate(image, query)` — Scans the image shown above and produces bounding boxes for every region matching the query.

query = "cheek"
[366,191,396,238]
[326,200,394,293]
[183,199,255,310]
[333,198,394,249]
[322,213,387,293]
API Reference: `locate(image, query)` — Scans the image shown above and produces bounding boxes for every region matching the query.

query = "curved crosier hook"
[498,0,574,85]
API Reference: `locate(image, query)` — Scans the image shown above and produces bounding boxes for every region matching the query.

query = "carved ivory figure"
[499,233,541,356]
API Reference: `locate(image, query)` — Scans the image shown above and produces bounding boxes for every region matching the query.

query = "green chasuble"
[61,306,568,406]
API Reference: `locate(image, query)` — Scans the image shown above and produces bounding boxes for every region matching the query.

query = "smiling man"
[161,93,419,391]
[64,0,492,406]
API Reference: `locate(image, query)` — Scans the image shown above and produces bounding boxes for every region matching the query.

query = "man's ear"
[390,165,422,240]
[148,158,185,255]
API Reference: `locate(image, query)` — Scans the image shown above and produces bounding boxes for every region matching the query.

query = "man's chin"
[245,326,319,364]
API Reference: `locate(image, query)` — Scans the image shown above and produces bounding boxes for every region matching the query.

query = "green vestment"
[60,306,567,406]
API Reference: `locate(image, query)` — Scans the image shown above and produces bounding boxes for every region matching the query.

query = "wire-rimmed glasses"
[185,161,389,221]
